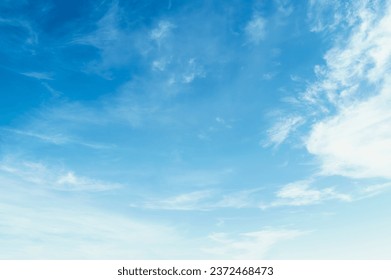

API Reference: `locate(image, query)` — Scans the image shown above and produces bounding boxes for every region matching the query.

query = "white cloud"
[134,182,266,211]
[307,0,340,32]
[265,116,303,147]
[245,15,266,44]
[0,167,308,259]
[4,128,68,145]
[0,158,121,192]
[55,171,121,192]
[275,0,294,18]
[74,3,137,76]
[262,72,276,80]
[139,190,214,211]
[307,88,391,179]
[261,179,391,209]
[0,17,38,45]
[135,173,370,211]
[307,0,362,33]
[21,72,53,80]
[304,1,391,106]
[204,229,306,259]
[41,82,61,97]
[215,117,232,129]
[262,180,351,208]
[304,1,391,179]
[181,58,205,83]
[0,190,182,259]
[215,188,264,209]
[78,3,121,48]
[358,182,391,198]
[152,58,168,71]
[150,20,175,42]
[2,127,113,149]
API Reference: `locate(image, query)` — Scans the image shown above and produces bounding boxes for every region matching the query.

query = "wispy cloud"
[133,186,265,211]
[245,15,267,44]
[181,58,205,84]
[1,166,309,259]
[306,0,366,33]
[150,20,175,43]
[0,17,38,45]
[264,116,304,147]
[74,3,137,77]
[262,180,351,208]
[3,128,68,145]
[275,0,294,18]
[0,157,121,192]
[135,176,388,211]
[303,0,391,180]
[304,0,390,105]
[204,229,307,259]
[152,58,169,71]
[0,187,182,259]
[215,188,265,209]
[137,190,214,211]
[306,89,391,179]
[260,178,391,209]
[358,182,391,198]
[21,72,53,80]
[55,171,120,192]
[41,82,61,97]
[2,0,390,260]
[2,126,114,149]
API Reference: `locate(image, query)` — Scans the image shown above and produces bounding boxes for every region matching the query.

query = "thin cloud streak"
[0,158,122,192]
[204,229,308,259]
[264,116,304,147]
[21,72,53,80]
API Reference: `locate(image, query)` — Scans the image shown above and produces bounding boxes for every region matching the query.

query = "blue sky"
[0,0,390,259]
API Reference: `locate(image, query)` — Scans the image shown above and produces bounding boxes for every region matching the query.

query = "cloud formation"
[305,0,391,179]
[0,158,121,192]
[1,0,390,260]
[21,72,53,80]
[265,116,303,147]
[245,15,267,44]
[205,229,306,259]
[264,180,351,208]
